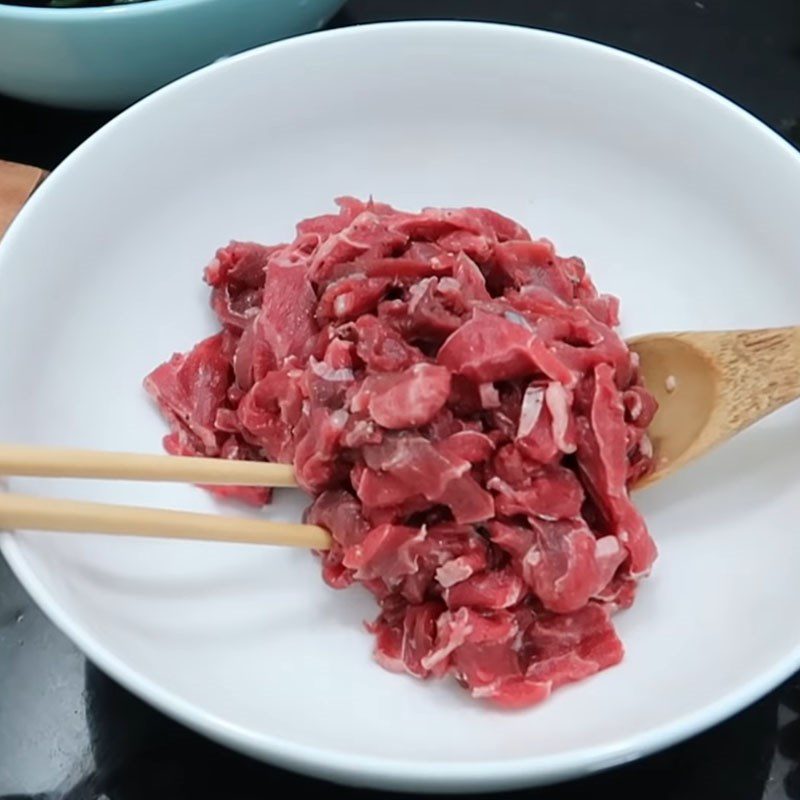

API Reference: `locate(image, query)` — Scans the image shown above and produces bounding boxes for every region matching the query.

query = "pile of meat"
[145,198,657,708]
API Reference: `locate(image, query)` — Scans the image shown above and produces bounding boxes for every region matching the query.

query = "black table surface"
[2,1,800,798]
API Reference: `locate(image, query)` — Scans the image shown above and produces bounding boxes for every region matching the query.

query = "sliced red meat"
[144,332,232,455]
[231,320,275,391]
[362,435,469,500]
[342,524,427,582]
[439,234,494,269]
[444,568,526,610]
[435,431,495,464]
[421,523,491,586]
[204,241,274,289]
[309,212,409,283]
[520,517,627,613]
[316,276,393,323]
[256,262,318,364]
[379,279,464,341]
[296,197,397,238]
[488,464,584,520]
[438,473,495,523]
[146,199,657,709]
[305,489,369,589]
[351,363,451,430]
[623,385,658,429]
[306,490,369,548]
[353,315,424,372]
[293,408,349,493]
[438,311,574,385]
[523,604,624,686]
[474,604,623,708]
[390,206,529,243]
[447,610,522,690]
[576,364,658,577]
[236,367,303,462]
[304,356,354,410]
[491,239,575,300]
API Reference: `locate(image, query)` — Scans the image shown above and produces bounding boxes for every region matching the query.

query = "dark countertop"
[1,1,800,798]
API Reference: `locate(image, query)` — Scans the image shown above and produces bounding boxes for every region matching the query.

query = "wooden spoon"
[629,327,800,488]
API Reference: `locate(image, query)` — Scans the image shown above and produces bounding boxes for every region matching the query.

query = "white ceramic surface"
[2,21,800,793]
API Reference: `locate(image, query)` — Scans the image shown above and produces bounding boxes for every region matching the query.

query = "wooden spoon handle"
[698,326,800,435]
[0,160,48,240]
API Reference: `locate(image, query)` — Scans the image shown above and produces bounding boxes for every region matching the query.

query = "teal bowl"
[0,0,346,109]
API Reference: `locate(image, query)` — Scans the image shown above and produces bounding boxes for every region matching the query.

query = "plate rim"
[2,19,800,792]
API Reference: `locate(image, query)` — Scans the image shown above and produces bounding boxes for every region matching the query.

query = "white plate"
[2,21,800,793]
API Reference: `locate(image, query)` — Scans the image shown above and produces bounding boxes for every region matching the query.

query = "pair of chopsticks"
[0,444,330,549]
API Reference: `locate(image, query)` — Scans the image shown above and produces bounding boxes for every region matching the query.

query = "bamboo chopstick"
[0,492,330,549]
[0,444,324,548]
[0,444,298,488]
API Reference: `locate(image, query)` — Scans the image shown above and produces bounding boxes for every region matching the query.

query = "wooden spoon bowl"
[630,327,800,488]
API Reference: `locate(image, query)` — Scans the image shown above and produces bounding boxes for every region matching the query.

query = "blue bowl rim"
[0,0,230,21]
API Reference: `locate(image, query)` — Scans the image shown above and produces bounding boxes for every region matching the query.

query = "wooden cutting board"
[0,160,48,240]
